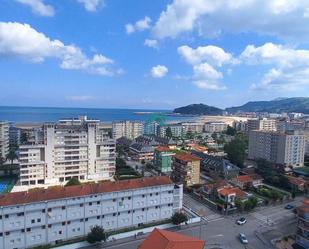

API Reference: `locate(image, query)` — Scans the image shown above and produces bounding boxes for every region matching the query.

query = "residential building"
[231,174,263,190]
[287,176,308,192]
[217,186,247,208]
[297,129,309,156]
[248,130,306,168]
[181,122,204,134]
[9,124,21,148]
[172,153,200,187]
[0,121,9,159]
[192,151,239,179]
[157,124,183,138]
[247,118,277,133]
[204,122,228,133]
[138,228,205,249]
[143,121,159,136]
[277,120,305,132]
[296,199,309,249]
[153,147,175,173]
[233,120,247,132]
[0,176,183,249]
[129,143,155,162]
[112,121,144,140]
[19,116,116,186]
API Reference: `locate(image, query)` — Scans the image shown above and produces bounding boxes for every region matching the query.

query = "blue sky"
[1,0,309,109]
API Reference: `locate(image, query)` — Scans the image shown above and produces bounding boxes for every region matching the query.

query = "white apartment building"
[0,176,183,249]
[204,122,228,133]
[0,121,9,159]
[157,124,183,138]
[248,130,305,168]
[247,118,277,133]
[181,122,204,134]
[19,116,116,186]
[112,121,144,140]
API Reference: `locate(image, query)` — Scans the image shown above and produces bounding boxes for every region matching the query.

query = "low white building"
[0,176,183,249]
[204,122,228,133]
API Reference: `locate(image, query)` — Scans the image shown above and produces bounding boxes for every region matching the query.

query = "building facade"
[296,199,309,249]
[157,124,183,138]
[19,117,116,186]
[112,121,144,140]
[0,121,9,160]
[172,153,200,186]
[204,122,228,133]
[0,176,183,249]
[248,130,305,168]
[247,118,277,133]
[153,147,175,173]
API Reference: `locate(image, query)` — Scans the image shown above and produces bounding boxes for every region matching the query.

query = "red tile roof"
[287,176,307,186]
[173,153,201,162]
[0,176,172,207]
[218,187,246,198]
[236,174,263,183]
[156,146,173,152]
[138,228,205,249]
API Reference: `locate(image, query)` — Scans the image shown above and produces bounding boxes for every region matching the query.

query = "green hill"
[173,104,223,115]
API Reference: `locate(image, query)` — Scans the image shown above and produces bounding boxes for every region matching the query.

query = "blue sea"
[0,106,195,123]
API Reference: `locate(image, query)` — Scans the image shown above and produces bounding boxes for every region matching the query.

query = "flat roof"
[173,153,201,162]
[0,176,172,207]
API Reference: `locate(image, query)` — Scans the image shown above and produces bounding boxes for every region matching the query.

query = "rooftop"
[155,146,173,152]
[218,187,246,198]
[0,176,172,207]
[173,153,201,162]
[138,228,205,249]
[235,174,263,183]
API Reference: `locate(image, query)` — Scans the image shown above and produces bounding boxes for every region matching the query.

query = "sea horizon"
[0,105,196,124]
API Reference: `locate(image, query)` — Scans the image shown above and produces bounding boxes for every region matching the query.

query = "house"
[217,186,247,207]
[287,176,308,192]
[186,143,208,154]
[138,228,205,249]
[232,174,264,190]
[192,151,239,179]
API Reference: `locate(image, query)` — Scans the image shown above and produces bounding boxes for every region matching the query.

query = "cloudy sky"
[1,0,309,109]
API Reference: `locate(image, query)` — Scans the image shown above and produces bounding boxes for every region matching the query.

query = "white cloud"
[153,0,309,40]
[16,0,55,17]
[178,44,236,90]
[77,0,104,12]
[144,39,158,49]
[67,96,95,101]
[125,16,151,34]
[241,43,309,91]
[151,65,168,78]
[178,45,237,66]
[0,22,120,76]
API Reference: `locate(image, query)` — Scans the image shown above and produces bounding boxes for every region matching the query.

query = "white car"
[236,217,247,225]
[239,233,248,244]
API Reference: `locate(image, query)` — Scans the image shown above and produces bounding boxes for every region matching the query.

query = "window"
[67,221,71,224]
[121,197,124,201]
[26,228,31,232]
[102,215,105,218]
[85,218,88,221]
[48,224,52,228]
[113,199,116,202]
[0,233,3,237]
[128,196,131,200]
[5,232,10,236]
[80,203,83,207]
[21,229,25,233]
[5,214,9,218]
[31,219,35,224]
[97,216,100,219]
[37,218,41,222]
[128,211,131,214]
[42,225,46,229]
[17,212,24,216]
[42,209,46,213]
[89,202,92,206]
[62,206,65,210]
[47,208,52,212]
[0,215,2,219]
[156,192,159,196]
[113,213,116,217]
[62,222,65,226]
[58,231,62,235]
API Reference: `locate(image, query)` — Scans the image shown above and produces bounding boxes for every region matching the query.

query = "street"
[83,195,303,249]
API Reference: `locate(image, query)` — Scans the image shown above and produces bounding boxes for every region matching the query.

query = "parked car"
[284,204,294,210]
[239,233,248,244]
[236,217,247,225]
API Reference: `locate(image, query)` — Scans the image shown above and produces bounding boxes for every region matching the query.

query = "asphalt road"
[84,195,304,249]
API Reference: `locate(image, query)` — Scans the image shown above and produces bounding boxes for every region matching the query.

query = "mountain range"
[173,97,309,115]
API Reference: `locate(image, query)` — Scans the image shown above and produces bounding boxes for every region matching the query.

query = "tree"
[171,212,188,225]
[235,198,244,211]
[65,177,81,186]
[165,127,173,138]
[226,125,237,136]
[6,149,18,164]
[86,225,108,244]
[224,135,247,167]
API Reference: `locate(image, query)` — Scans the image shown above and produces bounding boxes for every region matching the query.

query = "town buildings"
[157,124,183,138]
[19,116,116,186]
[204,122,228,133]
[0,120,9,159]
[0,176,183,249]
[248,130,305,168]
[172,153,200,187]
[112,121,144,140]
[8,124,21,148]
[153,147,175,173]
[247,118,277,133]
[296,199,309,249]
[138,228,205,249]
[192,151,239,180]
[231,174,263,190]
